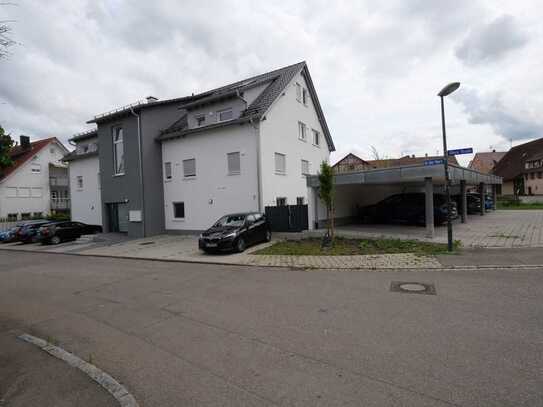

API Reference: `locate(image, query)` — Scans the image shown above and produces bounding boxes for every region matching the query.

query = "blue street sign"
[424,159,445,166]
[447,147,473,156]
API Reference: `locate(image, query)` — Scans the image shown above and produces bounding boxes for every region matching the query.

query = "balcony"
[51,198,70,210]
[50,177,69,187]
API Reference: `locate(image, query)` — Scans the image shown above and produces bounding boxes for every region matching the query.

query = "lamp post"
[438,82,460,252]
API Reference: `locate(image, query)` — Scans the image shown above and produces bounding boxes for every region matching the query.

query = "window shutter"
[227,152,240,174]
[275,153,286,173]
[183,159,196,177]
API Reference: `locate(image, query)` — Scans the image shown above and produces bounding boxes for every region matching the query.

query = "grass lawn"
[254,237,460,256]
[497,202,543,210]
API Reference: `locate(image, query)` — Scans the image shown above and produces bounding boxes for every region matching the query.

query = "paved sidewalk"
[0,325,116,407]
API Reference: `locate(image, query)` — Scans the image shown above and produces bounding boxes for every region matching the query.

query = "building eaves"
[157,117,253,142]
[70,129,97,143]
[63,150,99,162]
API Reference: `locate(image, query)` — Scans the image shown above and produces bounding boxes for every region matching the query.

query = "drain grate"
[390,281,436,295]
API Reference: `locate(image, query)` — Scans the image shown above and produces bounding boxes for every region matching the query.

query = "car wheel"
[264,229,272,242]
[235,237,246,253]
[50,236,61,245]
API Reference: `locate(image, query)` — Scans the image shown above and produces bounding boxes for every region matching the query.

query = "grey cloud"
[455,15,527,65]
[454,89,543,141]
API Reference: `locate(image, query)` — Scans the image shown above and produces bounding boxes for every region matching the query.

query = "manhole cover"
[390,281,436,295]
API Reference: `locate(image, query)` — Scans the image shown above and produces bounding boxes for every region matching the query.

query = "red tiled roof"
[0,137,57,181]
[468,151,506,174]
[493,138,543,181]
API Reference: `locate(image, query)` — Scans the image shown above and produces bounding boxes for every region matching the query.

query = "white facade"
[162,66,332,231]
[259,70,330,228]
[0,140,68,219]
[162,124,259,230]
[69,155,102,225]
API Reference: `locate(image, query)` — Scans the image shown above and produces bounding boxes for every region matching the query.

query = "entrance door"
[108,203,129,233]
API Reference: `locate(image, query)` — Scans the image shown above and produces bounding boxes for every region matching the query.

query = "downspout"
[130,107,146,237]
[250,117,263,213]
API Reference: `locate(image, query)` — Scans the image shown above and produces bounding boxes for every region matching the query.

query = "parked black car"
[38,221,102,244]
[360,193,458,226]
[199,212,271,253]
[453,193,482,215]
[16,220,51,243]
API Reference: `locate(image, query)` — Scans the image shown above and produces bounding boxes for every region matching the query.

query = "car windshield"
[213,214,246,228]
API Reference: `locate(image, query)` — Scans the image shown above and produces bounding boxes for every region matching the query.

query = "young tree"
[0,124,14,171]
[318,161,335,240]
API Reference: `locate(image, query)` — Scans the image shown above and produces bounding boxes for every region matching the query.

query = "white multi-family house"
[0,136,69,220]
[63,130,102,225]
[158,61,335,231]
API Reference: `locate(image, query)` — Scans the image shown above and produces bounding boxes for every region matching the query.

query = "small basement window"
[173,202,185,219]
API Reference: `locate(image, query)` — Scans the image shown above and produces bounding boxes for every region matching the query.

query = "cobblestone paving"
[2,210,542,269]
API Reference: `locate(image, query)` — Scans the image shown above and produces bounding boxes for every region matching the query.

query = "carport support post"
[492,184,497,210]
[479,182,485,216]
[460,180,467,223]
[424,177,434,238]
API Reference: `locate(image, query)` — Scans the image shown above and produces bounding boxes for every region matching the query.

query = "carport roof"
[307,163,502,188]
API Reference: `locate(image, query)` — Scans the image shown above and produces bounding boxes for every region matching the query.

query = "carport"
[307,163,502,237]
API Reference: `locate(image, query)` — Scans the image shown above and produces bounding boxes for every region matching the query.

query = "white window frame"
[164,162,172,180]
[31,187,43,198]
[302,88,308,106]
[17,187,30,198]
[275,153,286,175]
[6,187,17,198]
[296,83,302,102]
[31,163,41,173]
[173,201,185,220]
[183,158,196,178]
[76,175,83,189]
[227,152,241,175]
[298,122,307,141]
[112,126,124,176]
[217,108,233,122]
[296,197,305,205]
[301,159,310,176]
[276,197,287,206]
[312,129,320,147]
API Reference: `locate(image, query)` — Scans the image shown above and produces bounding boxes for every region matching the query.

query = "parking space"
[332,209,543,248]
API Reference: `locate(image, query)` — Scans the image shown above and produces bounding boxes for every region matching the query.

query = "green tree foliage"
[0,124,14,171]
[318,161,335,239]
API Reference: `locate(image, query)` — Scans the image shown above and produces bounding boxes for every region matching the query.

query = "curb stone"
[2,246,543,271]
[18,333,139,407]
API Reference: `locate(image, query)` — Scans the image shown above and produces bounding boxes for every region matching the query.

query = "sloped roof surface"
[0,137,57,181]
[158,62,335,151]
[493,138,543,180]
[332,153,371,167]
[468,151,506,174]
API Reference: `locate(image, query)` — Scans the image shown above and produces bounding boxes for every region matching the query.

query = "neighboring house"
[367,155,458,168]
[84,61,334,237]
[468,150,506,174]
[523,152,543,195]
[0,136,69,220]
[159,62,334,231]
[63,129,102,225]
[493,138,543,196]
[333,153,373,173]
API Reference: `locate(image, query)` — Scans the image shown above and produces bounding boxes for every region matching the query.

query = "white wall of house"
[0,141,67,219]
[162,124,259,230]
[259,70,331,229]
[69,155,102,225]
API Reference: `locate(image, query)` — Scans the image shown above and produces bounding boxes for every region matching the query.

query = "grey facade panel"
[97,115,144,237]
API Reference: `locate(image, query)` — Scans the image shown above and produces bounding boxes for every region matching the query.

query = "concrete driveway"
[1,251,542,406]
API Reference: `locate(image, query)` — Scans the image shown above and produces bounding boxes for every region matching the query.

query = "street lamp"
[438,82,460,252]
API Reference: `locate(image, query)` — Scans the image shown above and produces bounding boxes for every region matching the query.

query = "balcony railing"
[50,177,69,187]
[51,198,71,210]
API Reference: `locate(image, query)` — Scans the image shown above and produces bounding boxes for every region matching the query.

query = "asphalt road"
[0,251,542,406]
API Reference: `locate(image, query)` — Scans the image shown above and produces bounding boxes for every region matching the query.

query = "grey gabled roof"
[69,129,97,143]
[157,62,335,151]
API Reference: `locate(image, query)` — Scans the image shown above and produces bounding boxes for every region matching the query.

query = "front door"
[108,203,129,233]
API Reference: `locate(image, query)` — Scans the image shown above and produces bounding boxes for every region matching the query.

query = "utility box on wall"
[129,210,142,222]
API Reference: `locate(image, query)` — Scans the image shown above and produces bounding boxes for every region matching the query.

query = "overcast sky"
[1,0,542,165]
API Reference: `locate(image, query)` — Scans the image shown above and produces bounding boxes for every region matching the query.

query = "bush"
[47,213,70,221]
